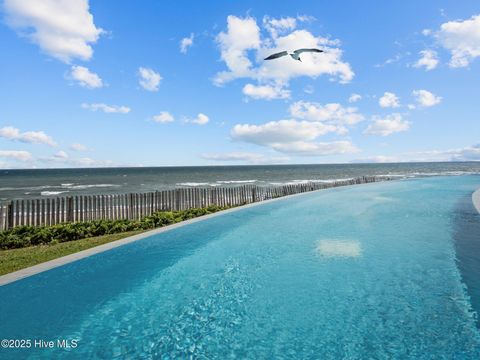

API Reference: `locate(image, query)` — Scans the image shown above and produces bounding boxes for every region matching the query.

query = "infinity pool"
[1,176,480,359]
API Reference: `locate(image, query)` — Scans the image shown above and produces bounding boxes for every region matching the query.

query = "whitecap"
[41,191,69,196]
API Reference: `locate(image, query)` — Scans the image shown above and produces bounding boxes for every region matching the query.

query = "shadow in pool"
[0,211,252,340]
[453,193,480,327]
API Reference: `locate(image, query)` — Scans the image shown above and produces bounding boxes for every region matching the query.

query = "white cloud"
[54,150,69,159]
[412,90,442,107]
[214,15,354,89]
[138,67,162,91]
[413,50,439,71]
[153,111,174,123]
[231,120,337,146]
[70,65,103,88]
[450,144,480,161]
[353,144,480,163]
[417,148,480,162]
[214,16,261,85]
[0,150,32,161]
[180,33,194,53]
[270,140,359,156]
[70,143,88,151]
[4,0,103,62]
[289,101,364,126]
[364,113,410,136]
[378,92,400,108]
[436,14,480,67]
[201,152,265,162]
[348,93,362,103]
[242,83,290,100]
[0,126,56,146]
[230,98,363,157]
[422,29,432,36]
[262,16,297,38]
[187,113,209,125]
[82,103,130,113]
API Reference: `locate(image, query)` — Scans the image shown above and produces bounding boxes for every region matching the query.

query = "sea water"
[0,162,479,200]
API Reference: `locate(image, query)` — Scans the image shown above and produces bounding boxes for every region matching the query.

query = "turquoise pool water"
[1,176,480,359]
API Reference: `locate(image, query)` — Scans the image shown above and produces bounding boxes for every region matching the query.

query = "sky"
[0,0,479,168]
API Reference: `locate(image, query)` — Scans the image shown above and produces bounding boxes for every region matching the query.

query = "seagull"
[264,48,324,62]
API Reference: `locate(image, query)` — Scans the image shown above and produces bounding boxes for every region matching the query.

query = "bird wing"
[264,51,288,60]
[293,48,324,55]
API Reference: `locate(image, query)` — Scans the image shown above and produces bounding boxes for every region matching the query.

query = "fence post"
[66,196,74,222]
[252,186,257,203]
[6,201,14,229]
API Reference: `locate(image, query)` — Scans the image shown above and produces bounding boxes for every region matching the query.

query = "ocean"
[0,162,479,201]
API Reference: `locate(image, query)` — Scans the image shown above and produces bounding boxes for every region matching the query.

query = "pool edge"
[473,188,480,214]
[0,180,392,286]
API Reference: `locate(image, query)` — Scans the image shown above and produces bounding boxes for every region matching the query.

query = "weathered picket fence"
[0,176,386,231]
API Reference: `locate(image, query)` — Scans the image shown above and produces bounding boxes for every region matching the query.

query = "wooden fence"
[0,176,386,231]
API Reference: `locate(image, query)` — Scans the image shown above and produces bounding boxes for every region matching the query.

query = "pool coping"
[0,178,402,286]
[473,188,480,214]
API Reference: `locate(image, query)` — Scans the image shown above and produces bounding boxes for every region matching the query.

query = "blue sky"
[0,0,479,168]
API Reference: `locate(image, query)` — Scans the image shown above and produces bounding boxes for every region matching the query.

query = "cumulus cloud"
[413,50,439,71]
[289,101,364,126]
[231,120,337,145]
[230,98,363,156]
[262,16,297,38]
[70,143,88,151]
[70,65,103,88]
[153,111,174,123]
[180,33,194,53]
[242,83,290,100]
[187,113,209,125]
[269,140,359,156]
[81,103,131,113]
[138,67,162,91]
[435,14,480,67]
[214,15,354,92]
[364,113,410,136]
[214,16,261,85]
[412,90,442,107]
[0,126,57,146]
[3,0,103,62]
[0,150,32,161]
[378,92,400,108]
[230,119,358,156]
[348,93,362,103]
[230,120,358,156]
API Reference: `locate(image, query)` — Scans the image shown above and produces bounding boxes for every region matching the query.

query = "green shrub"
[0,205,229,250]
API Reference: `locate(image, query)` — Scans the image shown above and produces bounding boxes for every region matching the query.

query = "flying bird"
[264,48,324,62]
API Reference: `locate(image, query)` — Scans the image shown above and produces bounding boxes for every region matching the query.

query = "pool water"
[1,176,480,359]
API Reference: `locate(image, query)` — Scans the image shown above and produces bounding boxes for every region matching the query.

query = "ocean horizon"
[1,161,479,201]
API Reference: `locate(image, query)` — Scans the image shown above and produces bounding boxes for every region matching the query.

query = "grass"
[0,229,146,276]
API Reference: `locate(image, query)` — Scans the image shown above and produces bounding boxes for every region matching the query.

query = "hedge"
[0,205,230,250]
